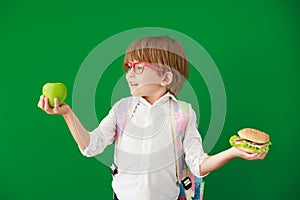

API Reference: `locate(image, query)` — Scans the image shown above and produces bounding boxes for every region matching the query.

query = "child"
[37,36,267,200]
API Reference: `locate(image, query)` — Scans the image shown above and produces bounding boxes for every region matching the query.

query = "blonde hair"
[124,36,189,96]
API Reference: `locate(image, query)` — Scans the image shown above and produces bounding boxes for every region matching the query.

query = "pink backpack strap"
[114,97,138,162]
[173,100,190,179]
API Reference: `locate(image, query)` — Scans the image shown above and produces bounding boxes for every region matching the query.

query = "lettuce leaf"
[229,135,271,153]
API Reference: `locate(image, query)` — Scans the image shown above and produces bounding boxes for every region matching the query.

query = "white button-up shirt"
[80,93,208,200]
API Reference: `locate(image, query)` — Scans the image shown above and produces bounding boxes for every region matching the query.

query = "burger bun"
[238,128,269,144]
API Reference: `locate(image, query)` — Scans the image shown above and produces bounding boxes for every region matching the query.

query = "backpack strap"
[170,99,181,183]
[114,97,139,163]
[171,100,195,200]
[172,100,190,178]
[173,100,205,200]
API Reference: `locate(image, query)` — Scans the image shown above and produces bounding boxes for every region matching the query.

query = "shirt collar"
[137,92,177,106]
[163,92,177,102]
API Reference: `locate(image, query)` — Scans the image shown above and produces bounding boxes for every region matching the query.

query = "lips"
[128,80,139,88]
[129,82,138,87]
[128,81,139,93]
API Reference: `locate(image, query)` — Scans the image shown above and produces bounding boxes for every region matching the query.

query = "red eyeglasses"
[123,62,164,74]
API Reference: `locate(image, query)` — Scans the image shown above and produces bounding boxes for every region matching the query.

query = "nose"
[126,67,135,78]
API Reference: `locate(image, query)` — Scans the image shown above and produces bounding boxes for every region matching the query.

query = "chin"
[131,84,165,97]
[131,91,143,97]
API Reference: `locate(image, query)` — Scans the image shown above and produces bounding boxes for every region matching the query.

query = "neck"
[143,88,167,105]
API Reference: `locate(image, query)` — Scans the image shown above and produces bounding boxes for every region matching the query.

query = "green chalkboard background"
[1,1,299,200]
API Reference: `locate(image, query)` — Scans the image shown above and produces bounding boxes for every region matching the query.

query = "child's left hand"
[229,147,268,160]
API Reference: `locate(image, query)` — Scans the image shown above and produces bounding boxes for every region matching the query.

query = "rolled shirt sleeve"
[183,104,208,178]
[80,102,120,157]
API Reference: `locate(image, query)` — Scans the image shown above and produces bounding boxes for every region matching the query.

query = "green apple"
[42,82,67,107]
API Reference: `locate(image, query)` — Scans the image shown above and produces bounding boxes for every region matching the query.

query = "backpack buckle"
[110,162,118,176]
[181,177,192,190]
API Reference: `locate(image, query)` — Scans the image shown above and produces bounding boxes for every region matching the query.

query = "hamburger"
[229,128,271,153]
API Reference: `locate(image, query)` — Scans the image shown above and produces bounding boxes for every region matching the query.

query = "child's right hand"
[37,95,71,116]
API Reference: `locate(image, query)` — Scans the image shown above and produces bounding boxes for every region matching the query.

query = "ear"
[161,71,173,86]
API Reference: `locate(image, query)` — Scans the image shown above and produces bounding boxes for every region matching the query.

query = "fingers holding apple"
[37,94,44,108]
[38,95,70,115]
[37,95,52,113]
[53,97,62,114]
[38,82,70,115]
[44,95,50,111]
